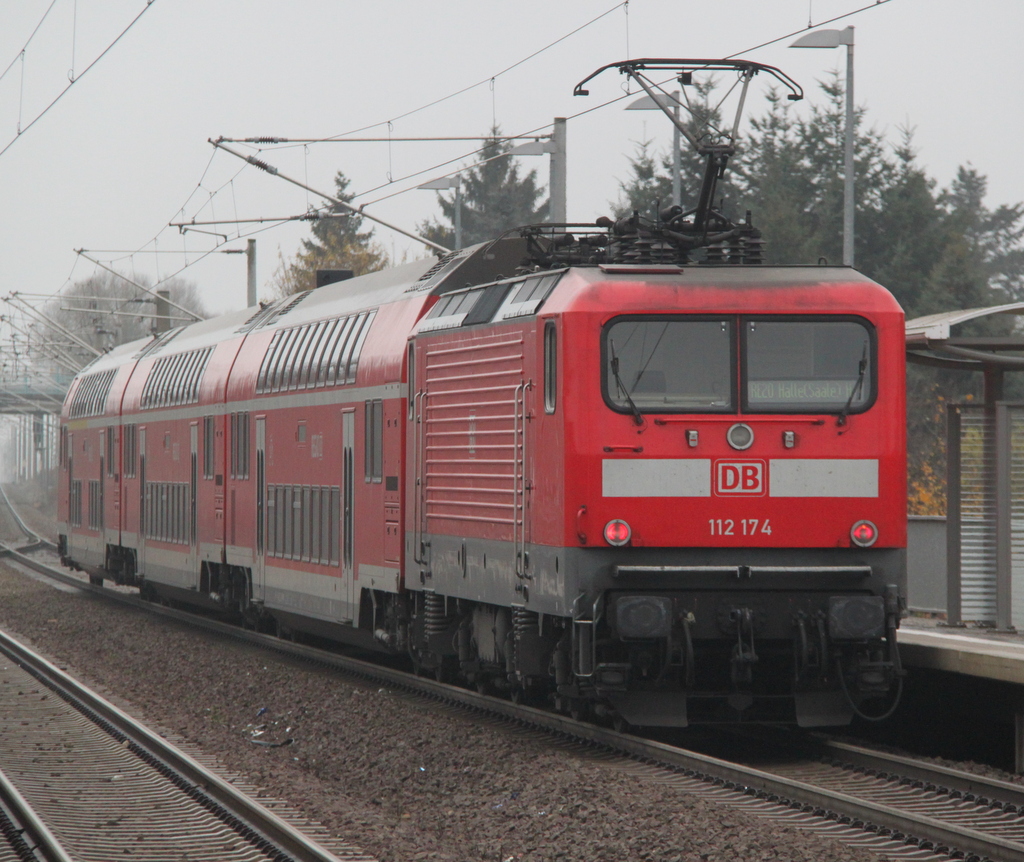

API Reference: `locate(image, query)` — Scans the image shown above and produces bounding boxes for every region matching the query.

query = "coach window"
[203,417,215,479]
[327,317,356,386]
[288,325,313,390]
[346,311,375,383]
[339,314,366,384]
[272,329,299,391]
[544,321,557,414]
[299,320,329,387]
[106,427,117,476]
[316,318,345,386]
[743,318,875,414]
[275,486,285,555]
[230,412,250,479]
[123,425,136,478]
[365,399,383,483]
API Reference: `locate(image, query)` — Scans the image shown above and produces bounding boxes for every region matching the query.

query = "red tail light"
[850,520,878,547]
[604,519,632,546]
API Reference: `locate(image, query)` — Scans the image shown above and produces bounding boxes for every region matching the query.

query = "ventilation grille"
[134,327,183,359]
[410,249,470,292]
[260,291,311,327]
[140,347,214,409]
[68,369,117,418]
[236,302,282,334]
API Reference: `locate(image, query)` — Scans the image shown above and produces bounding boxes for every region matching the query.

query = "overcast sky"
[0,0,1019,320]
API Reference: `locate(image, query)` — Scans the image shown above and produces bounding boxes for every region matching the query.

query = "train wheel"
[434,657,457,684]
[569,699,590,722]
[88,574,103,587]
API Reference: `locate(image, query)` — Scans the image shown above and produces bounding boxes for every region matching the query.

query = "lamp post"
[418,176,462,249]
[510,118,568,224]
[790,26,855,267]
[626,91,682,209]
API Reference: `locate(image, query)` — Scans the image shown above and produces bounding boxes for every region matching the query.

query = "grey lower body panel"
[408,532,905,618]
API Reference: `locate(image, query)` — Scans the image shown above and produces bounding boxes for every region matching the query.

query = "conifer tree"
[419,126,548,249]
[272,171,388,296]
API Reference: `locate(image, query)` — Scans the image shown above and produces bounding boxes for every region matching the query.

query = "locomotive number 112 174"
[709,518,772,536]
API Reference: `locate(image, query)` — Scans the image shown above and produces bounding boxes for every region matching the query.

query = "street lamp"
[418,176,462,249]
[510,118,568,224]
[790,25,855,267]
[626,91,682,209]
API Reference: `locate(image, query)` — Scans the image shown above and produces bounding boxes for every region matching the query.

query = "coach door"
[98,430,106,538]
[342,409,355,622]
[138,428,147,575]
[254,417,266,600]
[189,423,198,582]
[66,432,74,536]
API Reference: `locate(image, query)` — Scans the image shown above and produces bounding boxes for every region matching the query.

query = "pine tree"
[419,127,548,248]
[613,78,743,221]
[612,138,672,221]
[271,171,388,296]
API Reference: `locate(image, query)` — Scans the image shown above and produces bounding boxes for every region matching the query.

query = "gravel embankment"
[0,558,888,862]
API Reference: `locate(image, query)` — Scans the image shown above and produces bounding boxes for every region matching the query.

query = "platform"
[899,617,1024,685]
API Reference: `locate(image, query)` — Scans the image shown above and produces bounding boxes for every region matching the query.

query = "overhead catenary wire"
[0,316,85,373]
[10,0,893,372]
[210,138,451,254]
[0,0,61,87]
[0,0,159,161]
[263,1,629,150]
[74,251,203,321]
[226,1,893,215]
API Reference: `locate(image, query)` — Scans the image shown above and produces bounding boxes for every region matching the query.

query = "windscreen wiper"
[609,342,645,427]
[837,344,868,427]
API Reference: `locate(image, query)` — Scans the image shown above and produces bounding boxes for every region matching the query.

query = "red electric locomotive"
[58,59,906,727]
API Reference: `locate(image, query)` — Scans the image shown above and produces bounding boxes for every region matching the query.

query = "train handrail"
[412,389,426,566]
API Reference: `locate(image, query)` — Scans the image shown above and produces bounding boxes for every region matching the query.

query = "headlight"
[828,595,885,640]
[616,595,672,638]
[726,422,754,450]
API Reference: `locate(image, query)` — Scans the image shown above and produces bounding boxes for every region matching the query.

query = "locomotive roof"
[579,263,888,288]
[559,263,903,313]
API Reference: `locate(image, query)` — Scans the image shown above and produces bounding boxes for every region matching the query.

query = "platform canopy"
[906,301,1024,373]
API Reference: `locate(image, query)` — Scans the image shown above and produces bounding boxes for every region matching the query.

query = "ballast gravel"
[0,487,881,862]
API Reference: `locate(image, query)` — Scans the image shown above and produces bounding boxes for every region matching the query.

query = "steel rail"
[1,503,1022,860]
[816,736,1024,810]
[0,763,75,862]
[0,485,41,548]
[0,620,353,862]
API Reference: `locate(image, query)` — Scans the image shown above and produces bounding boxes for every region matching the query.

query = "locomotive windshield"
[744,319,873,412]
[603,315,875,415]
[604,318,735,412]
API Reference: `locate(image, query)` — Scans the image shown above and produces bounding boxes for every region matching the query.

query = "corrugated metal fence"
[948,404,1024,627]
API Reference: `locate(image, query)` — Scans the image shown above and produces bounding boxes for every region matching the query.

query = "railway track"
[0,622,372,862]
[0,484,47,553]
[0,761,74,862]
[1,491,1022,861]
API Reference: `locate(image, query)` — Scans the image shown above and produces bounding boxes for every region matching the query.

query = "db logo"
[715,460,766,495]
